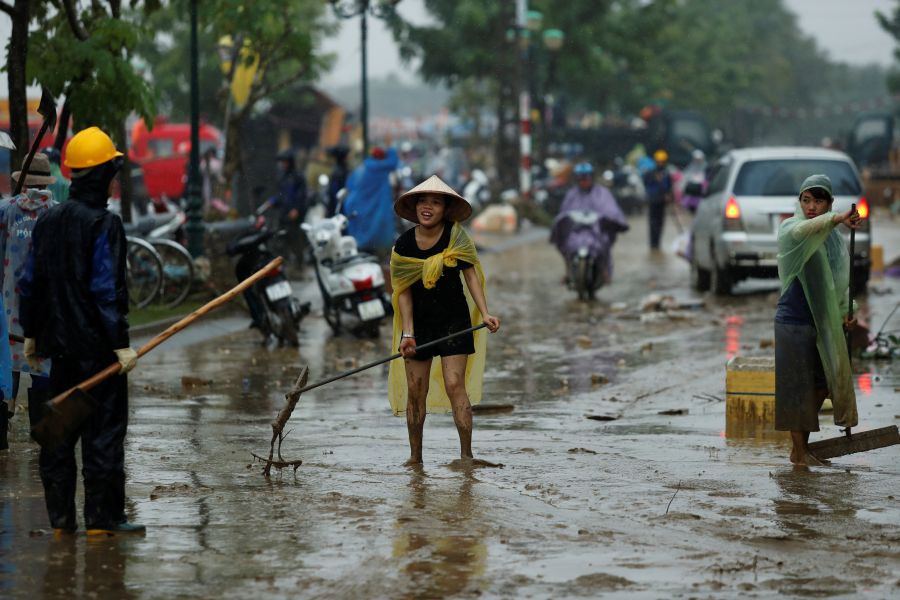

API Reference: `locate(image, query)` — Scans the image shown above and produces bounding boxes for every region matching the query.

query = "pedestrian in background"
[19,127,143,534]
[774,174,860,467]
[388,175,500,467]
[0,153,58,449]
[265,149,308,267]
[40,147,70,203]
[643,149,673,251]
[342,145,399,263]
[325,145,350,218]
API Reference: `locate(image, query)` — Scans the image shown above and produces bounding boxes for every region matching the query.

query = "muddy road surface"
[2,213,898,598]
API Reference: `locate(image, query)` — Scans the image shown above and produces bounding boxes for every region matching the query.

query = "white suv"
[691,147,871,295]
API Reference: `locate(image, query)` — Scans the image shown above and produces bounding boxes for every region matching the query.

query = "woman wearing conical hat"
[388,175,501,467]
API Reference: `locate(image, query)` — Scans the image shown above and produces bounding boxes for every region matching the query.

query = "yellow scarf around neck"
[388,223,487,415]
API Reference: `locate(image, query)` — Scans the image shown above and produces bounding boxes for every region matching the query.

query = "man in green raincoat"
[774,174,861,466]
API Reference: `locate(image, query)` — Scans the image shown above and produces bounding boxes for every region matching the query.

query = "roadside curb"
[130,307,242,338]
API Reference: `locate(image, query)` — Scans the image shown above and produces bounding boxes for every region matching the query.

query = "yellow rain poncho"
[388,223,487,415]
[776,175,857,428]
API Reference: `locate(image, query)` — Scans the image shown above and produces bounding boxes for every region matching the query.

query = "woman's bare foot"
[403,457,423,468]
[791,450,826,467]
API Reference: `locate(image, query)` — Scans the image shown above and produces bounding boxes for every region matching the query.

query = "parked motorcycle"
[551,209,629,301]
[302,213,390,337]
[605,161,646,215]
[462,168,491,214]
[226,217,310,346]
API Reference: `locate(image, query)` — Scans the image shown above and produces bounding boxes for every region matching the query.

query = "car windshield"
[733,159,861,196]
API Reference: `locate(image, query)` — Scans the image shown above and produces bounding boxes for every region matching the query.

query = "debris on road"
[807,425,900,459]
[585,414,620,421]
[658,408,689,416]
[591,373,610,385]
[576,335,593,349]
[568,447,598,454]
[181,375,212,388]
[759,338,774,348]
[150,483,212,500]
[252,367,308,477]
[472,403,515,415]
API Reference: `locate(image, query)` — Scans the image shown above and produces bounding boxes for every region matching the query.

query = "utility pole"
[516,0,532,203]
[186,0,204,257]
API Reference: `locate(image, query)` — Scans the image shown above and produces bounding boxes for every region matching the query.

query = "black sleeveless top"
[392,223,472,329]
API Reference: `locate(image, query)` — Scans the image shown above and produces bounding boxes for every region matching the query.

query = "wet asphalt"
[1,210,898,599]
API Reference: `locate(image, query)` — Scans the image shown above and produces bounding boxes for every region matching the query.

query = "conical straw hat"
[394,175,472,224]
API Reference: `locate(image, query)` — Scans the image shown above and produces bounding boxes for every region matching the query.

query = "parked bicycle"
[126,236,163,309]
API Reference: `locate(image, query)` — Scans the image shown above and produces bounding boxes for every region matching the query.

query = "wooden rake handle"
[49,256,284,407]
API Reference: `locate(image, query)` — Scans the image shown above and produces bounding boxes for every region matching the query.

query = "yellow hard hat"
[64,126,123,169]
[653,149,669,163]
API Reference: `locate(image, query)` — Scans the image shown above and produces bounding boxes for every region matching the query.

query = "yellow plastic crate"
[725,356,778,438]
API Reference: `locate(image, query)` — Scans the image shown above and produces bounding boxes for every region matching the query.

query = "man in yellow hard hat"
[18,126,144,535]
[642,149,674,251]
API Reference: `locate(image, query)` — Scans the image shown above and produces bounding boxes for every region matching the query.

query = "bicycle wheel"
[150,238,195,309]
[126,237,163,309]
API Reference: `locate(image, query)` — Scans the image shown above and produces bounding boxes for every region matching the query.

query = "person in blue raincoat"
[342,146,399,261]
[0,153,57,450]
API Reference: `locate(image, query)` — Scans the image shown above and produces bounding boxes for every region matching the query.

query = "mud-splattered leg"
[442,355,502,468]
[403,358,430,466]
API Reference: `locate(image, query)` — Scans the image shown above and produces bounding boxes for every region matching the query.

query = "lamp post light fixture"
[328,0,402,156]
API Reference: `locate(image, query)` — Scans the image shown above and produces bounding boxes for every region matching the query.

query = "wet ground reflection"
[2,216,898,597]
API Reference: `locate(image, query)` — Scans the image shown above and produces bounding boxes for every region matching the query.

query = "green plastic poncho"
[776,174,857,428]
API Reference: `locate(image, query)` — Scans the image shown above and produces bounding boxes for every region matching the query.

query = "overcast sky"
[320,0,899,86]
[0,0,897,94]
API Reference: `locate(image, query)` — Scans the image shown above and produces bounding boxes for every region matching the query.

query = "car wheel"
[711,262,733,296]
[690,246,711,292]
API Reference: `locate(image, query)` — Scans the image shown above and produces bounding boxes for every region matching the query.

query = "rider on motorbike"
[550,162,629,288]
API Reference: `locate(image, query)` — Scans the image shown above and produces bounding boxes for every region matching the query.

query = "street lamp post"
[516,8,564,186]
[328,1,402,156]
[539,28,564,166]
[186,0,204,257]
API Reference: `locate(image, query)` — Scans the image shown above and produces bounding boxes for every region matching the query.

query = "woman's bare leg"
[805,388,832,465]
[403,358,431,466]
[442,355,501,467]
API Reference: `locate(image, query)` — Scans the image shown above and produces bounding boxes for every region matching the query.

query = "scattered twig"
[257,367,308,477]
[251,452,303,474]
[665,481,682,516]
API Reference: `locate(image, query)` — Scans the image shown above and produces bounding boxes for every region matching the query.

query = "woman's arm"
[462,266,500,333]
[791,212,835,239]
[791,206,860,240]
[397,287,417,357]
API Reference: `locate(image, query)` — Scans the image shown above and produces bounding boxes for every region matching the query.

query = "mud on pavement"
[2,214,898,598]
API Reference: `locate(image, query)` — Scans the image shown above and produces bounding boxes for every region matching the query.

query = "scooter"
[551,209,628,301]
[462,168,491,214]
[226,216,310,346]
[301,212,390,338]
[606,162,646,215]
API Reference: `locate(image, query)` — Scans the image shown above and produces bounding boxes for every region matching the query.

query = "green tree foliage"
[28,1,159,132]
[396,0,886,151]
[389,0,520,186]
[137,0,334,188]
[877,1,900,94]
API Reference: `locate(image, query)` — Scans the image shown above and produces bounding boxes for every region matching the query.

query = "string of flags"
[738,96,899,119]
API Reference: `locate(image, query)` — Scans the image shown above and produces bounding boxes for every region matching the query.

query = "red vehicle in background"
[130,117,223,201]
